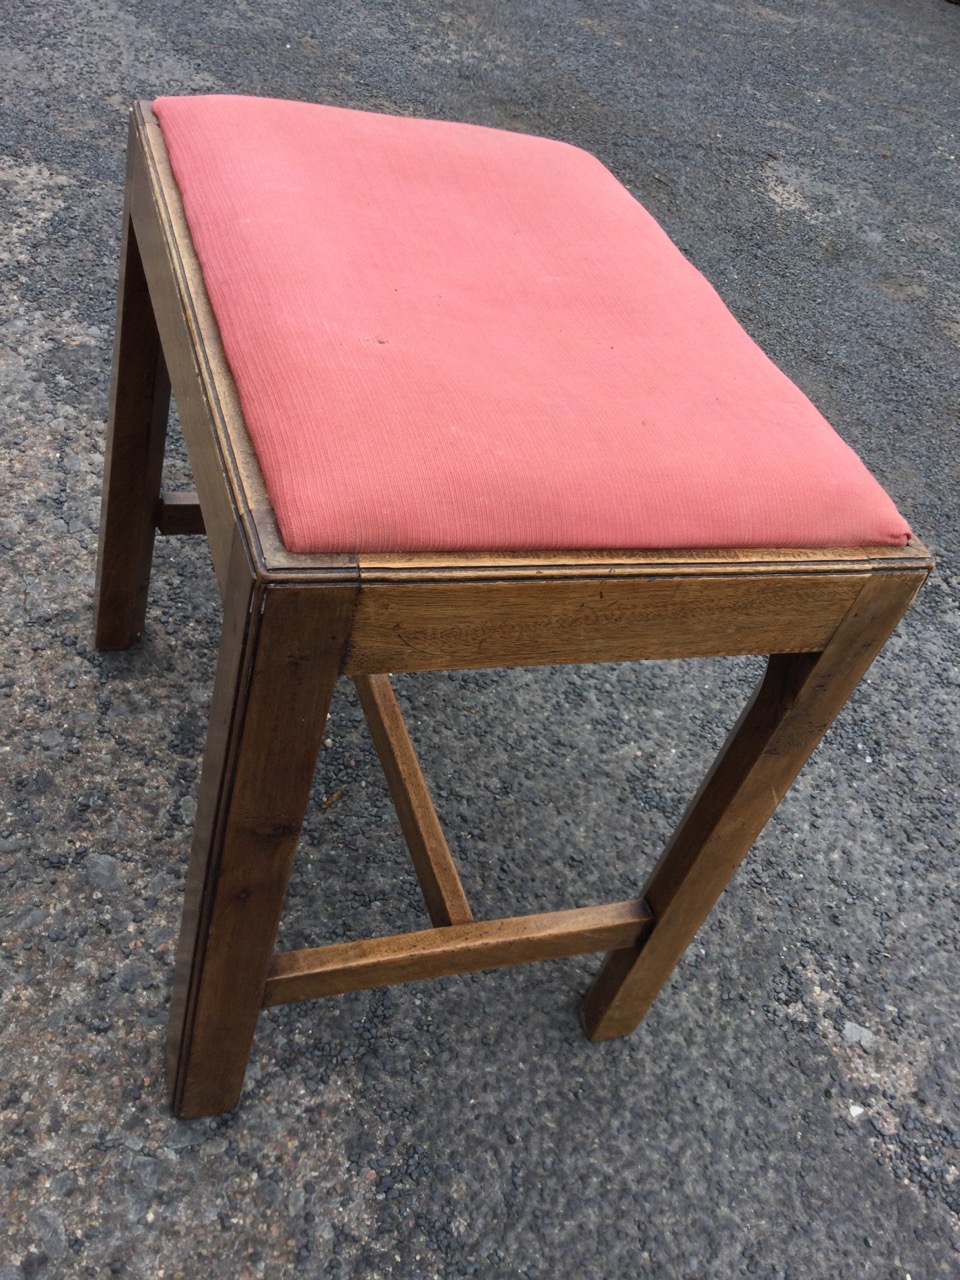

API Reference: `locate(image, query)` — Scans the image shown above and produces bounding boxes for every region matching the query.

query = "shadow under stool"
[94,96,932,1117]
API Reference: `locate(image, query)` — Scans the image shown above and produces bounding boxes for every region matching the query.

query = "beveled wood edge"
[261,537,933,585]
[353,538,933,584]
[134,102,932,591]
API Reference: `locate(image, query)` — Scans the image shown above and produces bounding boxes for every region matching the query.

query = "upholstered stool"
[95,96,931,1117]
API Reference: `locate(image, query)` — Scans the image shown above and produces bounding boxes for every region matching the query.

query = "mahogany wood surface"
[165,533,358,1117]
[92,103,934,1115]
[344,573,869,672]
[263,898,654,1005]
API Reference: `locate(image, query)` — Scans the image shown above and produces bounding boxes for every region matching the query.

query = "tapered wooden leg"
[166,535,357,1117]
[582,570,926,1041]
[94,119,171,650]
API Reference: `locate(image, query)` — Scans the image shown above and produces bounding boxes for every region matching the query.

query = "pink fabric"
[152,94,911,552]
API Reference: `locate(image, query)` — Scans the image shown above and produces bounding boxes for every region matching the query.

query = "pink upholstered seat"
[153,95,909,554]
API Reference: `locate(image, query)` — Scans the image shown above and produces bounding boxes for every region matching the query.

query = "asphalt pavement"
[1,1,959,1276]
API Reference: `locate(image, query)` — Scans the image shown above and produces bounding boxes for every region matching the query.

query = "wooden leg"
[353,673,473,927]
[94,120,171,650]
[166,535,357,1117]
[582,570,926,1041]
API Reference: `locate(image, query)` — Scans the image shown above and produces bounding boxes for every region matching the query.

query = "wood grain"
[345,572,868,672]
[354,673,473,926]
[581,568,929,1040]
[166,533,358,1117]
[263,898,653,1005]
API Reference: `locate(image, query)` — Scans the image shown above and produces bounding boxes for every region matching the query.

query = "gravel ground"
[1,1,959,1277]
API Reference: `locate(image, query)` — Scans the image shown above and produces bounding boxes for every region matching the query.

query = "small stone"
[163,1121,205,1150]
[842,1021,875,1050]
[85,853,123,891]
[50,1171,76,1197]
[28,1205,67,1260]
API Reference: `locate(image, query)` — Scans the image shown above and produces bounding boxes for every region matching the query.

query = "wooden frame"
[95,104,932,1117]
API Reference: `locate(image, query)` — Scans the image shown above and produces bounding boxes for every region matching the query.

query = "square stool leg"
[582,571,922,1038]
[94,145,171,651]
[165,536,356,1117]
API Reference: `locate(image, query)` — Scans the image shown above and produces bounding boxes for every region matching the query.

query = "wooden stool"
[95,97,931,1117]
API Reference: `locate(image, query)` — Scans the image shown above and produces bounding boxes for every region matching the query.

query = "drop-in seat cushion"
[153,95,910,554]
